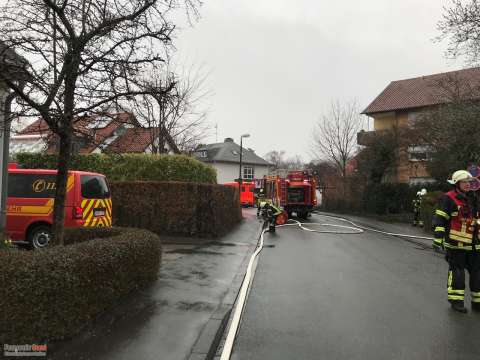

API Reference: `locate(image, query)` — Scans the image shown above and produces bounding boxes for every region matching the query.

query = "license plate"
[94,209,106,217]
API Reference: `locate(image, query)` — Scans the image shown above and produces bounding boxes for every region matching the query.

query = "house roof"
[362,67,480,115]
[195,138,270,166]
[18,112,139,154]
[106,127,179,154]
[16,112,180,154]
[18,112,138,136]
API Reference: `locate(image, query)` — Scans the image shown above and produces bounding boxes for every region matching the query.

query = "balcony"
[357,130,378,146]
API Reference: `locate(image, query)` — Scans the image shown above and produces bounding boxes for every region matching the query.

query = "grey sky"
[174,0,460,161]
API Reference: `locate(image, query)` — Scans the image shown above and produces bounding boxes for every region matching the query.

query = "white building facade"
[194,138,271,184]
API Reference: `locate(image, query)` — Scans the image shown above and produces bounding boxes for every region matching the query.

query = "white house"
[194,138,271,184]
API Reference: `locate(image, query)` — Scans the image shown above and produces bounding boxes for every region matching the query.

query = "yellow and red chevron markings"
[81,198,112,227]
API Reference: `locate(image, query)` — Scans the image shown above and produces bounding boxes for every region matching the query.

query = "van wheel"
[28,225,52,249]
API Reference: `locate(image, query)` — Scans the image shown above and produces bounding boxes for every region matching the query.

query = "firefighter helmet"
[420,188,427,196]
[448,170,473,185]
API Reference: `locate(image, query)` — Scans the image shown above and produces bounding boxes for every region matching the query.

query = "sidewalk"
[50,209,262,360]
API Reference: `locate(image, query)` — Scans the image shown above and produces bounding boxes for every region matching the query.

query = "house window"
[407,112,418,127]
[196,150,207,158]
[243,166,254,180]
[408,146,432,162]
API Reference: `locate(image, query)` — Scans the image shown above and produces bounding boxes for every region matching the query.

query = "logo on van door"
[32,179,56,193]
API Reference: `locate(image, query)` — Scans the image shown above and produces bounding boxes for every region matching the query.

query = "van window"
[81,175,110,199]
[8,173,57,198]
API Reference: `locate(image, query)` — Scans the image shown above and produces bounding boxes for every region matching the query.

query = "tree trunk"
[52,57,77,246]
[52,129,72,246]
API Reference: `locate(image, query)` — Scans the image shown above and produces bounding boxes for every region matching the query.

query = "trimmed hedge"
[16,153,217,183]
[110,181,242,237]
[323,179,448,216]
[0,227,161,344]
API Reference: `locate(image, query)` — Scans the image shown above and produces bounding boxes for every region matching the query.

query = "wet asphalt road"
[50,210,260,360]
[231,213,480,360]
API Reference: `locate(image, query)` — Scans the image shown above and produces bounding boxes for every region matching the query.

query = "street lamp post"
[238,133,250,190]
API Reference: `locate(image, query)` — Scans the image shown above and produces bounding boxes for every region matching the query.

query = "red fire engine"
[224,181,255,207]
[262,171,317,219]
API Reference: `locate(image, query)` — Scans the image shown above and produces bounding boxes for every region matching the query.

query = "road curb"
[187,219,264,360]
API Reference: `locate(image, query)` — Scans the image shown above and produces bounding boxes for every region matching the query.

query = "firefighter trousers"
[446,249,480,305]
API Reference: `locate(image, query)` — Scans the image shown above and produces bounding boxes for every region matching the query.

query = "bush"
[323,179,448,219]
[16,153,217,184]
[110,181,242,237]
[0,227,161,344]
[362,183,414,215]
[63,226,125,245]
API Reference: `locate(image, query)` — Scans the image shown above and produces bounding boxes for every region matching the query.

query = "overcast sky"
[173,0,462,161]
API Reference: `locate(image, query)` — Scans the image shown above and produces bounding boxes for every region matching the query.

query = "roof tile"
[363,67,480,115]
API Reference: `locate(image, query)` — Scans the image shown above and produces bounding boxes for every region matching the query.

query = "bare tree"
[438,0,480,64]
[413,74,480,181]
[0,0,201,244]
[312,100,362,183]
[129,62,210,154]
[264,150,286,170]
[264,150,304,172]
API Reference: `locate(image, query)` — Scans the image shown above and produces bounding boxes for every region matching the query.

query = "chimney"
[224,137,234,143]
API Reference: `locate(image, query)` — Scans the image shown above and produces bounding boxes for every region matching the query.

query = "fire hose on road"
[219,213,435,360]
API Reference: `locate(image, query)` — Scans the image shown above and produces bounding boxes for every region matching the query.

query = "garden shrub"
[0,227,161,343]
[16,153,217,184]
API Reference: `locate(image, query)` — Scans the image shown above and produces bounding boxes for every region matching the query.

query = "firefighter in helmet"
[412,188,427,227]
[257,188,266,216]
[261,201,283,232]
[432,170,480,313]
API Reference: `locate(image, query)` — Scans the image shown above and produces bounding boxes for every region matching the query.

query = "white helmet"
[420,188,427,196]
[448,170,473,185]
[416,191,422,196]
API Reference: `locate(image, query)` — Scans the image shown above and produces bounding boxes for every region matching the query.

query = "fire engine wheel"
[28,225,52,249]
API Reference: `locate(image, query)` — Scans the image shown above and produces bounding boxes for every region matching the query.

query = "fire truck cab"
[262,170,317,220]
